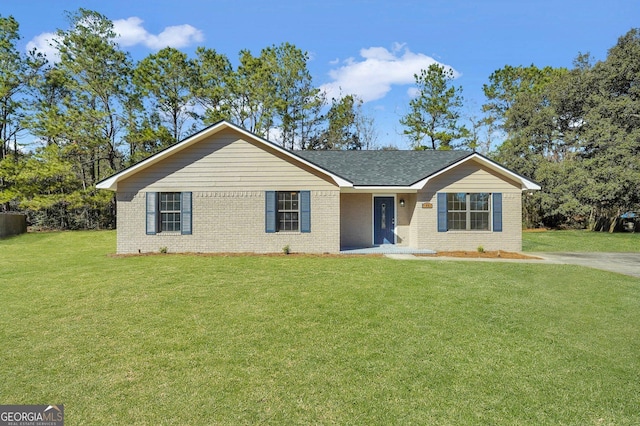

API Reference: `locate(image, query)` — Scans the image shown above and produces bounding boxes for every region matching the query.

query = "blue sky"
[3,0,638,149]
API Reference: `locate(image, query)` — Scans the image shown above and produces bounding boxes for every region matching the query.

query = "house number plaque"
[422,203,433,209]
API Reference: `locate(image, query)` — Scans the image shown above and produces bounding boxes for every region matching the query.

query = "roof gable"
[96,121,351,191]
[296,150,539,190]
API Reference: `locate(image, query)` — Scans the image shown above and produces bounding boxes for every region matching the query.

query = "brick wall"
[412,190,523,252]
[405,159,526,253]
[116,190,340,254]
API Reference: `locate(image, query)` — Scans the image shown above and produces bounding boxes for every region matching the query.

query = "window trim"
[447,192,491,231]
[159,192,182,233]
[277,191,300,232]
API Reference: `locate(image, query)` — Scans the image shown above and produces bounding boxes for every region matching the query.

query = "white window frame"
[277,191,300,232]
[159,192,181,232]
[446,192,491,231]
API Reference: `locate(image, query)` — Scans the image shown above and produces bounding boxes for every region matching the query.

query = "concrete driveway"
[529,252,640,278]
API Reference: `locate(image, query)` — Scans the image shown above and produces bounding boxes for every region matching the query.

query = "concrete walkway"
[385,252,640,279]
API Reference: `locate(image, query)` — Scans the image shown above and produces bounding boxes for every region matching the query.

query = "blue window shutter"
[146,192,157,235]
[265,191,276,233]
[300,191,311,233]
[493,193,503,232]
[437,193,447,232]
[181,192,192,235]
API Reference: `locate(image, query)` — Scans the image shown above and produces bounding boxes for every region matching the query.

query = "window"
[160,192,181,232]
[446,193,490,231]
[265,191,310,233]
[438,192,499,232]
[277,192,299,231]
[146,192,192,235]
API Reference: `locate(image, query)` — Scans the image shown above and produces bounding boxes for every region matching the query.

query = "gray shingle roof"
[295,150,473,186]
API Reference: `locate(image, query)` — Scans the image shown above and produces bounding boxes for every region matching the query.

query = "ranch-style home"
[96,121,540,254]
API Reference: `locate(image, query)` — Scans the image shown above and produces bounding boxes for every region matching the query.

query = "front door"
[374,197,395,245]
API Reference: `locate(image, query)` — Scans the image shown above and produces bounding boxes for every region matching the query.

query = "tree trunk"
[608,216,623,233]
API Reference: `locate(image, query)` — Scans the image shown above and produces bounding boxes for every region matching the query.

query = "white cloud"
[26,17,204,60]
[26,32,60,62]
[113,17,204,49]
[112,17,149,47]
[319,44,460,103]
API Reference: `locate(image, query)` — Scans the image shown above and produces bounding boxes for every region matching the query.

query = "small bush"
[477,246,485,253]
[282,245,291,255]
[159,246,168,254]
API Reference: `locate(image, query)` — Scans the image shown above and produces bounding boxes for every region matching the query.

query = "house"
[96,121,540,254]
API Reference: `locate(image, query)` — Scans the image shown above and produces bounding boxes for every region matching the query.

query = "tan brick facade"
[410,190,522,252]
[340,193,372,248]
[117,190,340,254]
[339,190,522,253]
[410,160,524,252]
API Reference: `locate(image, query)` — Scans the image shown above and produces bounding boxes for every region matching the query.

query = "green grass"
[1,231,639,425]
[523,229,640,252]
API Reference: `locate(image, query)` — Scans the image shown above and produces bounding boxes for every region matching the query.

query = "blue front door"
[374,197,395,244]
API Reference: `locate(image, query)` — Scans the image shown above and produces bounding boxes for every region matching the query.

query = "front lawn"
[1,231,639,424]
[523,229,640,252]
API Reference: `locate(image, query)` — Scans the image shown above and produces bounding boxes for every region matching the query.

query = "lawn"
[1,231,639,425]
[523,229,640,252]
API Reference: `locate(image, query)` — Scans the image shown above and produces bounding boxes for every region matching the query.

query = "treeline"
[0,8,638,231]
[0,9,376,229]
[484,29,640,230]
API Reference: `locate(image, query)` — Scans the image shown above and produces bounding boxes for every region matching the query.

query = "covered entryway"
[374,196,395,244]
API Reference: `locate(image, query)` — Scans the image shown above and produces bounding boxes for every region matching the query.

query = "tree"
[308,95,361,150]
[482,65,556,135]
[46,9,131,182]
[121,94,173,165]
[354,101,379,150]
[400,63,467,150]
[193,43,326,147]
[23,66,72,147]
[261,43,324,150]
[22,9,132,228]
[192,47,233,125]
[0,144,112,228]
[0,15,46,159]
[462,114,495,154]
[484,63,589,228]
[134,47,197,143]
[486,30,640,230]
[579,28,640,228]
[226,49,276,136]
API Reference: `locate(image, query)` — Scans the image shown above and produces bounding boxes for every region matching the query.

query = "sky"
[3,0,638,149]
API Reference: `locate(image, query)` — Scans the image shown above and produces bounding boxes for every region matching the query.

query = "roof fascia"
[96,121,353,190]
[410,153,541,191]
[347,186,416,192]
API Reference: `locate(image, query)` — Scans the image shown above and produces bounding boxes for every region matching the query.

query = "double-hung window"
[160,192,182,232]
[265,191,311,233]
[438,192,502,232]
[146,192,192,235]
[447,193,490,230]
[277,192,299,231]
